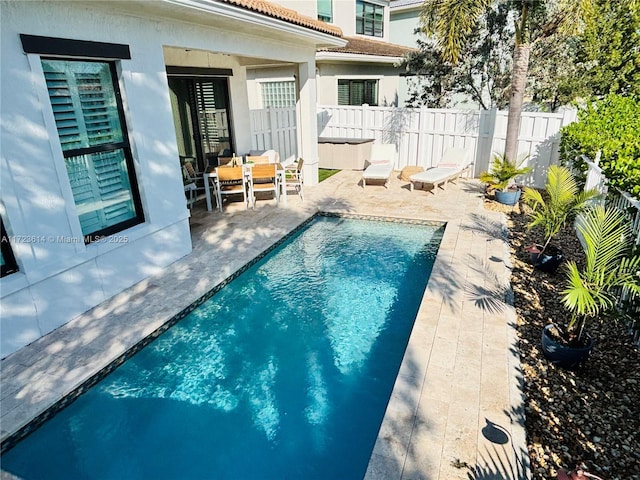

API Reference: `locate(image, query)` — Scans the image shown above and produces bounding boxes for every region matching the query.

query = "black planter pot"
[528,245,564,274]
[494,188,521,206]
[541,324,594,369]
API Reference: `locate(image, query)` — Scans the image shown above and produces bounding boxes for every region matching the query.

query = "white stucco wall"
[246,66,298,110]
[0,0,322,358]
[317,63,401,106]
[273,0,317,18]
[389,7,421,47]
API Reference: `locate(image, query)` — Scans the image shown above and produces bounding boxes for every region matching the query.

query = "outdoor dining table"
[203,163,287,212]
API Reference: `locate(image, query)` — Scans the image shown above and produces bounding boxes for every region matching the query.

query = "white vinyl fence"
[250,107,298,164]
[250,105,577,188]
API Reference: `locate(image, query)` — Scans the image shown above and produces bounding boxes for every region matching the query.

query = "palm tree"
[562,205,640,343]
[523,164,600,254]
[419,0,594,162]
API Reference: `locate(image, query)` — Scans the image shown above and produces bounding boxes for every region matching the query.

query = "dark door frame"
[166,66,235,172]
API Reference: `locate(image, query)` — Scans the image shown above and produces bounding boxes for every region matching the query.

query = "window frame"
[21,35,144,245]
[317,0,332,22]
[337,79,379,106]
[260,79,297,108]
[1,220,19,278]
[355,0,384,38]
[40,57,145,244]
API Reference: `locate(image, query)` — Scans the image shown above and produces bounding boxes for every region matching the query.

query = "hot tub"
[318,137,374,170]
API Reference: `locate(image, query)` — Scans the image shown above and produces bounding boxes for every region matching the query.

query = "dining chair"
[249,163,279,207]
[284,157,304,201]
[214,165,251,211]
[245,155,270,165]
[217,156,236,167]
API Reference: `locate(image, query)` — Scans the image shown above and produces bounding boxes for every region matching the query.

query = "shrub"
[559,94,640,198]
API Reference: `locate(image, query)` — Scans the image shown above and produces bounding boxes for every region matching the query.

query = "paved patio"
[0,170,529,479]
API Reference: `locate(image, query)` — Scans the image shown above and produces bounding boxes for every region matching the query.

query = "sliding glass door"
[168,77,233,172]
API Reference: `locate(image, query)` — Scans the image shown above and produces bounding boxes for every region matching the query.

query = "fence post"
[561,108,577,127]
[361,103,370,139]
[417,107,427,167]
[268,107,278,150]
[476,108,497,175]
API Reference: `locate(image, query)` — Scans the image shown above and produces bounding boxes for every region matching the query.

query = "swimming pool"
[2,215,444,479]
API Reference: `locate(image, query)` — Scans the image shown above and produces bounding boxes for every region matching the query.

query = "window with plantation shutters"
[337,79,378,106]
[195,80,230,158]
[42,59,143,242]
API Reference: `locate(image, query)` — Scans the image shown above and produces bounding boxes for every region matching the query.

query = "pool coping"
[0,212,445,454]
[1,173,531,480]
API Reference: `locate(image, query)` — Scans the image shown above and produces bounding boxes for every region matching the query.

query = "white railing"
[250,105,577,188]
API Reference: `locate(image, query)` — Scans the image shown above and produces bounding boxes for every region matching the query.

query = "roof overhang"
[162,0,347,48]
[315,52,403,64]
[390,1,423,13]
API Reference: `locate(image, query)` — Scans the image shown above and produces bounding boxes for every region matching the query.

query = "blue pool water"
[2,216,443,480]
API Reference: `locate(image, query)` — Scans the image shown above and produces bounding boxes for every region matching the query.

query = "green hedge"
[560,94,640,198]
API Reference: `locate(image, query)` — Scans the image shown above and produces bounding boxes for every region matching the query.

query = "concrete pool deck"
[0,170,529,480]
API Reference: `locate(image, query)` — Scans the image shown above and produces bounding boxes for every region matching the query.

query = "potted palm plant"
[479,153,532,205]
[522,165,600,273]
[541,205,640,368]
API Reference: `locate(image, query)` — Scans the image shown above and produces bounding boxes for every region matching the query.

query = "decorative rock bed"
[484,197,640,480]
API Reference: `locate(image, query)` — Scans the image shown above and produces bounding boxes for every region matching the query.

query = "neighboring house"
[389,0,423,48]
[0,0,345,358]
[390,0,424,106]
[247,0,416,109]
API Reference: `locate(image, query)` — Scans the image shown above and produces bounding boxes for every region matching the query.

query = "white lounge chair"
[362,144,397,188]
[408,147,472,194]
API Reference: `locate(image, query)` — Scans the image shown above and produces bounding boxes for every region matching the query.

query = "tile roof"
[318,36,417,58]
[220,0,343,37]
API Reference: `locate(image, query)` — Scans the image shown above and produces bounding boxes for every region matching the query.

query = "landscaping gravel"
[484,198,640,480]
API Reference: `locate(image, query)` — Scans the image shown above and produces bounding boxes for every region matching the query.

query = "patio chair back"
[249,163,279,207]
[246,155,270,164]
[285,158,304,201]
[215,165,250,211]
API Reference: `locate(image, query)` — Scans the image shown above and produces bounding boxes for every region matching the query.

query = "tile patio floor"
[0,170,530,480]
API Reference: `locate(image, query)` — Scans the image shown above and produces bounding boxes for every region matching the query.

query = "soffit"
[88,0,346,50]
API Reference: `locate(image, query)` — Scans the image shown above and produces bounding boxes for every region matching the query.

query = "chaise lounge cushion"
[363,162,394,179]
[362,144,397,188]
[408,147,472,194]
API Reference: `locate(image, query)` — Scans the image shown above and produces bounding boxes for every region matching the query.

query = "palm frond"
[546,165,577,208]
[578,207,632,275]
[523,165,600,248]
[564,205,640,336]
[421,0,492,64]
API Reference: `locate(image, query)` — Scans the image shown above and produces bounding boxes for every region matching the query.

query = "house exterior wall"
[389,6,421,47]
[246,66,297,110]
[389,4,423,106]
[317,63,401,106]
[0,0,322,358]
[272,0,391,41]
[274,0,317,18]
